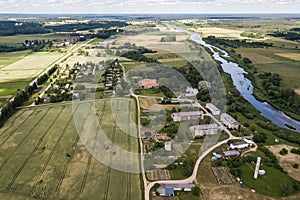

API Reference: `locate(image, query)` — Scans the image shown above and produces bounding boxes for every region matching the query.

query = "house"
[230,141,249,149]
[190,123,218,137]
[139,79,159,88]
[165,141,171,151]
[157,187,174,196]
[65,84,70,89]
[181,87,199,98]
[157,184,195,196]
[206,103,220,115]
[171,111,204,122]
[220,113,239,129]
[212,150,240,159]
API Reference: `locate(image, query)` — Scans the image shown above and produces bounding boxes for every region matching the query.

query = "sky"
[0,0,299,14]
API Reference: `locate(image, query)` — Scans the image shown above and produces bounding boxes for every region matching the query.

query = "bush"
[293,163,299,169]
[280,148,288,155]
[191,186,200,196]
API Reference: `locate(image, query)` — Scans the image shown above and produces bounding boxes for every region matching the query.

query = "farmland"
[0,99,142,200]
[0,52,63,107]
[236,47,300,90]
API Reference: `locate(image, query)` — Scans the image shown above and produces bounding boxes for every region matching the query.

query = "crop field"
[0,99,142,200]
[211,167,234,185]
[0,34,77,45]
[0,52,62,83]
[236,47,300,90]
[0,50,32,69]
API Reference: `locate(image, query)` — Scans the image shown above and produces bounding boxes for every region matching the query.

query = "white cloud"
[0,0,299,13]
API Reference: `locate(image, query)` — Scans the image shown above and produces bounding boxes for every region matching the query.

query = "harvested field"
[0,52,62,82]
[268,144,300,181]
[275,53,300,61]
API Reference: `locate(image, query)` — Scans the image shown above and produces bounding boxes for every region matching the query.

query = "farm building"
[212,150,240,160]
[206,103,220,115]
[139,79,159,88]
[220,113,239,129]
[190,123,218,137]
[230,141,249,149]
[165,141,172,151]
[171,111,204,122]
[181,86,199,98]
[230,139,255,149]
[157,184,195,196]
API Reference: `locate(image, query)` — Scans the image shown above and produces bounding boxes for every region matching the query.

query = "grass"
[239,162,297,197]
[0,100,142,200]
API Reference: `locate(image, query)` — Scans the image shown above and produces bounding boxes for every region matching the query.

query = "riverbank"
[203,39,300,122]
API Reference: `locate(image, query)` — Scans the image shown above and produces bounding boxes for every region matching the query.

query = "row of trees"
[205,36,273,48]
[0,64,59,126]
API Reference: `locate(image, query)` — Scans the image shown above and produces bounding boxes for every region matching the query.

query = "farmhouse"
[206,103,220,115]
[220,113,239,129]
[171,111,204,122]
[139,79,159,88]
[157,184,195,196]
[230,141,249,149]
[190,123,218,137]
[230,139,255,149]
[212,150,240,160]
[181,86,199,98]
[165,141,172,151]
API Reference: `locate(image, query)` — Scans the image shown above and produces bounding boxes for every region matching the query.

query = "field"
[0,50,31,69]
[0,52,63,107]
[236,47,300,90]
[0,34,77,45]
[196,154,300,200]
[146,169,171,181]
[0,99,142,200]
[268,144,300,181]
[211,167,234,185]
[0,52,62,82]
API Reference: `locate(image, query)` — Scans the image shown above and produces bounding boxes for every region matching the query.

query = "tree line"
[0,65,58,127]
[205,36,273,48]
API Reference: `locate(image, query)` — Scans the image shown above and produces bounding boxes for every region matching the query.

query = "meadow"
[0,99,142,200]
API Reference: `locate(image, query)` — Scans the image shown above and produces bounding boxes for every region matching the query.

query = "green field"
[0,50,31,69]
[0,99,142,200]
[236,47,300,90]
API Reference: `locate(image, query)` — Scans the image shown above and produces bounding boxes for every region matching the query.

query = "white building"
[190,123,218,137]
[206,103,220,115]
[171,111,204,122]
[165,141,171,151]
[230,139,255,149]
[181,87,199,98]
[230,141,249,149]
[220,113,239,129]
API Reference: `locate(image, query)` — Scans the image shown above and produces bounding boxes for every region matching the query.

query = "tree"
[191,186,200,196]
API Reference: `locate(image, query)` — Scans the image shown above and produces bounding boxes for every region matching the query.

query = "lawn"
[239,163,297,197]
[0,100,142,200]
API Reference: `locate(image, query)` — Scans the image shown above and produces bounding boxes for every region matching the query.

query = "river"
[171,25,300,133]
